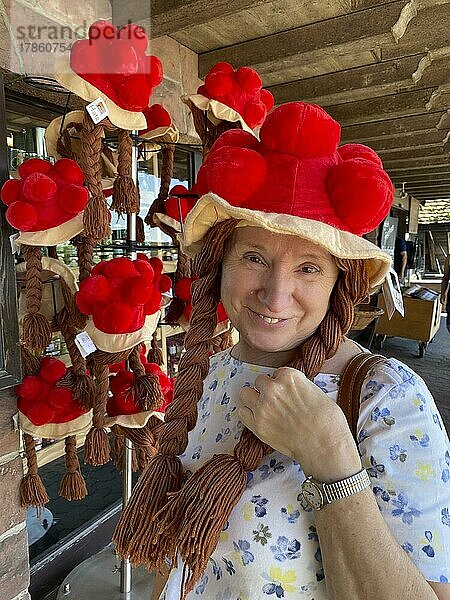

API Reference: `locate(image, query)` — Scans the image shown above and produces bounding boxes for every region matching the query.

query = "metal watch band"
[323,468,371,503]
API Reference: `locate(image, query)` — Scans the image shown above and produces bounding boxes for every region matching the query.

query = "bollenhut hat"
[180,101,394,289]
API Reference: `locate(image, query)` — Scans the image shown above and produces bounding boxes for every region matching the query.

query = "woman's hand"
[238,367,362,482]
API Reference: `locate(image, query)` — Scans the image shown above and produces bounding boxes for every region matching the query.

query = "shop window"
[4,86,200,597]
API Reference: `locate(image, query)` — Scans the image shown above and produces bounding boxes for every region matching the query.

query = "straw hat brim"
[182,94,255,134]
[17,212,84,246]
[179,194,392,290]
[140,124,180,143]
[19,410,92,440]
[104,409,164,429]
[54,56,147,131]
[85,310,161,353]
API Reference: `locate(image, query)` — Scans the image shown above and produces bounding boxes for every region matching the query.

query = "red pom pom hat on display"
[181,102,394,290]
[55,21,166,131]
[44,110,118,198]
[1,157,89,245]
[76,254,172,352]
[17,357,91,439]
[185,62,274,133]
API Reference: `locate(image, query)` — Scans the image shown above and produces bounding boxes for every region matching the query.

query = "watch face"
[301,479,324,510]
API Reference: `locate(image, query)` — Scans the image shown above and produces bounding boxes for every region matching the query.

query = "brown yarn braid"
[187,101,241,160]
[21,245,53,351]
[59,435,88,501]
[165,250,192,325]
[112,422,159,472]
[128,345,164,411]
[146,330,163,366]
[83,349,132,466]
[111,129,139,215]
[74,234,96,284]
[113,219,237,566]
[80,110,111,241]
[20,433,49,507]
[114,220,371,594]
[210,326,234,355]
[56,120,83,160]
[144,143,175,234]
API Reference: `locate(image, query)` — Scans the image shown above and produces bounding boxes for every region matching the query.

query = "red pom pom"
[159,274,172,294]
[143,289,162,315]
[260,88,274,112]
[116,74,151,111]
[22,172,57,203]
[174,277,192,302]
[40,357,67,383]
[93,302,136,333]
[260,102,341,159]
[133,259,155,282]
[51,158,85,185]
[118,23,148,53]
[183,302,192,321]
[205,71,233,98]
[75,291,95,316]
[209,129,260,155]
[127,276,154,305]
[149,257,163,278]
[1,179,21,206]
[236,67,262,93]
[18,158,52,179]
[108,390,140,416]
[204,146,267,205]
[110,370,135,395]
[327,158,394,235]
[147,55,163,88]
[140,104,172,134]
[243,101,267,129]
[338,143,383,168]
[103,257,138,279]
[208,62,235,76]
[18,376,45,402]
[91,261,106,276]
[48,387,73,409]
[216,302,228,323]
[88,20,117,42]
[165,195,196,222]
[79,275,111,304]
[6,201,37,231]
[22,399,55,426]
[58,400,86,423]
[58,184,89,214]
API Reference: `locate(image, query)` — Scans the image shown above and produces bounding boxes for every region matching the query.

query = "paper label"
[86,97,109,124]
[10,233,19,254]
[382,269,405,319]
[75,331,97,358]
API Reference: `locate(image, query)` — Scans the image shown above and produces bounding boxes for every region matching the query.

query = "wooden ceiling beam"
[341,113,447,143]
[198,0,409,77]
[378,145,449,161]
[363,130,448,151]
[268,54,435,106]
[111,0,270,34]
[326,87,446,126]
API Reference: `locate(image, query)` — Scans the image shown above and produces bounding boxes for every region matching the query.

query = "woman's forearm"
[314,488,438,600]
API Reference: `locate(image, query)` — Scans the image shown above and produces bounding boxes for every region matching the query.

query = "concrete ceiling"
[112,0,450,203]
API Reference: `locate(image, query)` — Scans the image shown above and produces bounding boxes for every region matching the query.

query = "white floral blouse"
[161,349,450,599]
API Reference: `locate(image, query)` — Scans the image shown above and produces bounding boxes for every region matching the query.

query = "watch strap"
[323,468,371,504]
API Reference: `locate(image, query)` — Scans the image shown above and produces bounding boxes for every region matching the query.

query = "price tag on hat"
[10,233,19,254]
[86,97,109,124]
[75,331,97,358]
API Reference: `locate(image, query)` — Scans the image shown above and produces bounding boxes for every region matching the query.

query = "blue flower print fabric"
[162,349,450,599]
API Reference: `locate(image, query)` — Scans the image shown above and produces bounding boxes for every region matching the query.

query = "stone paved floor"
[368,314,449,435]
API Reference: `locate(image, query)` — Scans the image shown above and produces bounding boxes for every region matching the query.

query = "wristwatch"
[300,468,371,511]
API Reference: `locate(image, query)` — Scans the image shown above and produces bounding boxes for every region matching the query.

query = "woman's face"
[221,227,340,364]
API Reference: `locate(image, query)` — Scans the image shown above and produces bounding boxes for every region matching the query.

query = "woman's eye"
[299,265,319,274]
[245,255,265,265]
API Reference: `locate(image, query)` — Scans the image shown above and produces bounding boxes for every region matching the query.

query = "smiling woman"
[114,102,450,600]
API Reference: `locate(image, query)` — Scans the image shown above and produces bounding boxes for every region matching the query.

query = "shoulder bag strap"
[337,353,386,440]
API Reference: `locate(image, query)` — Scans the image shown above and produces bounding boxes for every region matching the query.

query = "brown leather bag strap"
[337,353,386,440]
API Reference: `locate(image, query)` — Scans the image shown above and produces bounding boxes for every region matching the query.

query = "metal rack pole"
[120,132,139,597]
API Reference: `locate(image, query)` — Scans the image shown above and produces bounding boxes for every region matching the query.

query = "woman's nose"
[256,271,293,313]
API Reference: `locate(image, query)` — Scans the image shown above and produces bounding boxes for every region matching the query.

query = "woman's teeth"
[257,313,283,324]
